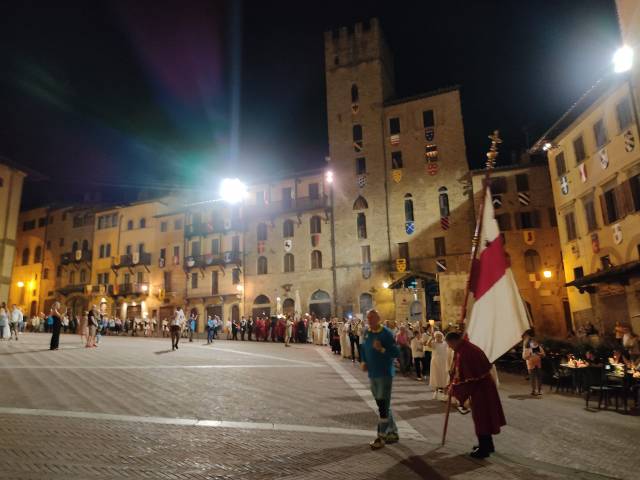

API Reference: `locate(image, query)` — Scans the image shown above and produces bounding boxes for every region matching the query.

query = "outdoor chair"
[551,359,573,393]
[607,367,633,414]
[585,366,614,410]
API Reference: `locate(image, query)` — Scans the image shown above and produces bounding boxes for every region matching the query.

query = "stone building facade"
[471,162,570,337]
[324,19,475,322]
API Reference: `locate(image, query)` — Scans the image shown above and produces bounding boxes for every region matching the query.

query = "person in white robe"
[428,331,452,401]
[321,318,329,346]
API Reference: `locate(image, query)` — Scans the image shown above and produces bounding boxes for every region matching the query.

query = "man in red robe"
[445,332,506,459]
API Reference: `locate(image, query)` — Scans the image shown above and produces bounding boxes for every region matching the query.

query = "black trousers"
[414,357,424,378]
[49,319,61,350]
[477,435,494,453]
[349,336,359,360]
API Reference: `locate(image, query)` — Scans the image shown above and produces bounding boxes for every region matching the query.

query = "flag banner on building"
[158,257,165,268]
[223,218,231,230]
[591,232,600,253]
[311,234,320,247]
[440,215,449,230]
[560,176,569,195]
[405,221,415,235]
[518,191,530,206]
[390,134,400,146]
[599,148,609,169]
[392,169,402,183]
[424,127,435,142]
[284,239,292,252]
[186,256,195,268]
[173,255,180,265]
[362,263,371,279]
[132,251,140,265]
[257,241,266,254]
[424,144,438,159]
[523,230,535,245]
[353,141,363,152]
[624,130,635,152]
[426,162,439,176]
[466,188,530,363]
[351,103,359,114]
[578,162,587,183]
[613,223,623,245]
[205,254,214,265]
[357,174,367,188]
[223,251,233,263]
[396,258,407,272]
[492,194,502,208]
[75,249,82,261]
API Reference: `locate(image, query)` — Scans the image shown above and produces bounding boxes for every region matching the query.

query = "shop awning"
[387,271,436,289]
[565,260,640,292]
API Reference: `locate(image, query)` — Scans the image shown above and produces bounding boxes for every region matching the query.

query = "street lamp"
[382,281,389,289]
[543,270,552,279]
[613,45,633,73]
[219,178,247,204]
[16,281,25,288]
[325,170,334,184]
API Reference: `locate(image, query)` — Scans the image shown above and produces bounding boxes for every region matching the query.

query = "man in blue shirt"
[360,309,400,449]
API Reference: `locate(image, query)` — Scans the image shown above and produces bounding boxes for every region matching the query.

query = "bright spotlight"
[613,45,633,73]
[542,142,552,152]
[382,281,389,289]
[325,170,334,184]
[219,178,247,204]
[543,270,552,279]
[16,281,24,288]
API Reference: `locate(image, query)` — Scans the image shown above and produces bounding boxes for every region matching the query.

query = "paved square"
[0,334,637,479]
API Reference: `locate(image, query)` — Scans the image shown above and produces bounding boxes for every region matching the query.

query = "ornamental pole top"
[486,130,502,170]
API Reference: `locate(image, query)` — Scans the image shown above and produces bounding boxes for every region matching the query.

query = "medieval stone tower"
[325,19,475,321]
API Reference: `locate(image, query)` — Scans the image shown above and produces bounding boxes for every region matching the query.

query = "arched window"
[82,239,89,251]
[357,212,367,239]
[524,249,542,273]
[351,84,359,103]
[257,256,268,275]
[139,218,146,228]
[310,216,322,234]
[257,223,268,241]
[80,269,87,283]
[34,246,42,263]
[404,193,414,222]
[72,241,79,252]
[310,290,330,302]
[283,219,294,238]
[253,294,271,318]
[353,195,368,210]
[69,270,76,284]
[284,253,295,272]
[309,290,331,318]
[21,248,30,265]
[353,124,363,152]
[311,250,322,269]
[438,187,450,217]
[254,294,270,305]
[127,220,133,230]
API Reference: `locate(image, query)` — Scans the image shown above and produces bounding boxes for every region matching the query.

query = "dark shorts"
[170,325,181,333]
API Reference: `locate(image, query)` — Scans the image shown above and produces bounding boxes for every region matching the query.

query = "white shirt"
[171,309,185,327]
[11,308,23,324]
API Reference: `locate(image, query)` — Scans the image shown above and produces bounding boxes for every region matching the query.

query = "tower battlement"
[324,18,392,71]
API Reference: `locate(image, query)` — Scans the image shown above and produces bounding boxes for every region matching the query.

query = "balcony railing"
[184,251,242,269]
[243,195,329,219]
[90,284,114,295]
[112,253,152,268]
[115,282,150,296]
[56,284,88,295]
[60,250,92,265]
[185,220,243,238]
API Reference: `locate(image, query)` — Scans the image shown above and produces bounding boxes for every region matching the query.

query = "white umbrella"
[294,289,302,319]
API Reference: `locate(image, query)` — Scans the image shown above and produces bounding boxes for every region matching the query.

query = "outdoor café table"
[560,363,589,393]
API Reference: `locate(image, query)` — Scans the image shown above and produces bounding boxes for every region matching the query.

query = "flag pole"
[441,130,501,446]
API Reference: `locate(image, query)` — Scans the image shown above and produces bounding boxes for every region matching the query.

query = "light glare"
[220,178,247,204]
[613,45,633,73]
[325,170,334,183]
[543,270,552,279]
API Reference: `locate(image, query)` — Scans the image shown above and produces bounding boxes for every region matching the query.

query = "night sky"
[0,0,620,208]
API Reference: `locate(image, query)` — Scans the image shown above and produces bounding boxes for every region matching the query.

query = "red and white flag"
[578,162,587,183]
[466,187,531,362]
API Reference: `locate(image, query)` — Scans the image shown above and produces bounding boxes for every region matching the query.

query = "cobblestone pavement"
[0,333,637,479]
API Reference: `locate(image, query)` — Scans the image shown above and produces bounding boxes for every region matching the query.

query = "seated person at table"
[584,350,602,366]
[610,349,631,367]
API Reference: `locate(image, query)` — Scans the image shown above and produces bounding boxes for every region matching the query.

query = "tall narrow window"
[310,216,322,234]
[357,212,367,239]
[126,244,132,255]
[191,241,201,256]
[124,273,131,285]
[353,124,363,152]
[284,253,295,272]
[351,84,359,103]
[361,245,371,264]
[616,98,633,131]
[583,198,598,232]
[232,268,240,285]
[434,237,446,257]
[564,212,577,241]
[80,269,87,283]
[573,135,586,163]
[593,119,608,149]
[438,187,450,217]
[548,208,558,227]
[257,256,268,275]
[423,110,435,128]
[391,151,403,169]
[191,273,198,289]
[308,183,319,199]
[355,157,367,175]
[389,117,400,135]
[34,246,42,263]
[127,220,133,230]
[72,241,79,252]
[211,238,220,255]
[232,235,240,252]
[600,187,621,224]
[106,244,111,257]
[555,152,566,177]
[139,218,146,228]
[21,248,29,265]
[282,187,293,208]
[524,250,542,273]
[164,271,172,292]
[311,250,322,269]
[211,271,219,295]
[516,174,529,192]
[137,271,144,284]
[404,194,415,222]
[283,219,294,238]
[257,223,268,241]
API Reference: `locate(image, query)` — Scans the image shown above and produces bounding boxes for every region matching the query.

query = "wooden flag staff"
[441,130,501,446]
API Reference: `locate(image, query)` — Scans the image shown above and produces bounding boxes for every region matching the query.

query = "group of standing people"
[0,303,23,341]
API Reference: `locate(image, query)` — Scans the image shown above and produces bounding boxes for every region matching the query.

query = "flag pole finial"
[486,130,501,170]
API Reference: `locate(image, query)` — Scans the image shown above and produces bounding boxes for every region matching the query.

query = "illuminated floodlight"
[219,178,247,204]
[16,281,25,288]
[382,281,389,289]
[141,284,148,292]
[542,142,553,152]
[613,45,633,73]
[543,270,552,279]
[325,170,334,184]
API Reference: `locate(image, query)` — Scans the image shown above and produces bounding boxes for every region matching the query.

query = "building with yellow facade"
[0,158,27,306]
